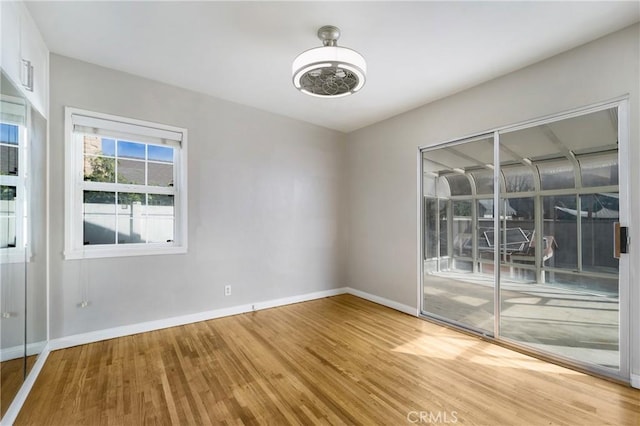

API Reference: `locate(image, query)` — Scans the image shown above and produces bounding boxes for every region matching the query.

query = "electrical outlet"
[224,285,231,296]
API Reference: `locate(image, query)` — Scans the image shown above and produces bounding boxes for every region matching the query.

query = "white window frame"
[64,107,188,259]
[0,95,29,264]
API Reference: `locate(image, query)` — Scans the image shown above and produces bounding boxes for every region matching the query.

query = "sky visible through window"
[0,123,19,144]
[98,138,173,163]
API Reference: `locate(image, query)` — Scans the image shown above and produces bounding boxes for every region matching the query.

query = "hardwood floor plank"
[14,295,640,425]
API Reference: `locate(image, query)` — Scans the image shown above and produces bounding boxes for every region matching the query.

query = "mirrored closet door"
[0,71,47,419]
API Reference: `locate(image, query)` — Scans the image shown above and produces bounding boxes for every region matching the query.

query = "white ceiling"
[25,1,640,133]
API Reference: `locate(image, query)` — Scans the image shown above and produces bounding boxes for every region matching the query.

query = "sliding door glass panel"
[452,199,472,270]
[471,170,493,195]
[579,154,618,187]
[446,174,471,196]
[500,196,536,283]
[477,198,495,275]
[538,159,575,190]
[503,165,535,193]
[580,193,619,276]
[424,198,438,261]
[498,108,620,371]
[438,199,449,270]
[422,136,495,334]
[542,195,577,270]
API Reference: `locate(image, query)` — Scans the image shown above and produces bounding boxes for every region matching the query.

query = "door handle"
[613,223,628,259]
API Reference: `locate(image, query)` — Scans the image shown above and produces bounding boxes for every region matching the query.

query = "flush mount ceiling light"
[292,25,366,98]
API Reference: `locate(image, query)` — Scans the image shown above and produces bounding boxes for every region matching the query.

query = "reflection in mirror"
[26,104,47,370]
[1,72,28,418]
[0,71,47,419]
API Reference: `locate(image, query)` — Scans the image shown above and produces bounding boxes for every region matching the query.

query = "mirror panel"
[0,71,47,419]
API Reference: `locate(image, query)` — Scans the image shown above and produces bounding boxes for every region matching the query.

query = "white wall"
[49,54,347,339]
[345,25,640,379]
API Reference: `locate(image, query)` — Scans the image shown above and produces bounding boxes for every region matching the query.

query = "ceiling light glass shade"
[292,27,366,98]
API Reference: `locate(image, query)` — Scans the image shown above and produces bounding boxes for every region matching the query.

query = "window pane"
[423,174,437,197]
[83,136,114,157]
[0,217,17,248]
[148,145,173,163]
[0,185,17,200]
[579,153,618,187]
[0,123,19,145]
[0,185,17,248]
[0,145,19,175]
[425,198,438,259]
[147,194,174,243]
[446,174,472,196]
[439,199,449,258]
[83,191,116,245]
[84,156,115,182]
[148,162,173,187]
[118,140,145,160]
[478,199,493,254]
[71,110,185,255]
[471,170,493,195]
[538,160,575,190]
[543,195,577,269]
[452,200,472,259]
[117,159,145,185]
[580,193,618,274]
[117,192,145,244]
[503,166,535,192]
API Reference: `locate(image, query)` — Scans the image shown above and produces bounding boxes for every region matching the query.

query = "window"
[0,96,28,262]
[65,107,187,259]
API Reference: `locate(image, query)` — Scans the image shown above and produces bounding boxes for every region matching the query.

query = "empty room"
[1,1,639,425]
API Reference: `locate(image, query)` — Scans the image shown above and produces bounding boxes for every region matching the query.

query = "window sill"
[64,244,187,260]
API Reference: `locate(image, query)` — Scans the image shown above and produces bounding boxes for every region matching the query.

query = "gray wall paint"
[48,24,640,380]
[49,54,347,339]
[345,24,640,377]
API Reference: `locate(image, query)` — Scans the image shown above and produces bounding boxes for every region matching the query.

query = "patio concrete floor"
[423,270,619,369]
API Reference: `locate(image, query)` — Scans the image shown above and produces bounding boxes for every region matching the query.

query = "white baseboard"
[1,342,51,426]
[345,287,419,316]
[2,286,416,424]
[631,373,640,389]
[1,341,48,362]
[49,287,348,351]
[47,287,418,352]
[47,286,419,352]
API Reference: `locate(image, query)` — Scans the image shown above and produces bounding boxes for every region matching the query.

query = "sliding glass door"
[497,108,623,371]
[421,103,628,379]
[422,135,495,335]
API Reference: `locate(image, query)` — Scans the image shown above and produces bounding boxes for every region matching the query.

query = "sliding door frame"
[418,97,630,382]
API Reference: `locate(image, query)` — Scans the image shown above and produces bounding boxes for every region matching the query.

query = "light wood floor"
[16,295,640,425]
[1,357,25,418]
[2,355,37,418]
